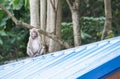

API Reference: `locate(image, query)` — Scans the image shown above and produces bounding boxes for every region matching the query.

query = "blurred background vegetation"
[0,0,120,64]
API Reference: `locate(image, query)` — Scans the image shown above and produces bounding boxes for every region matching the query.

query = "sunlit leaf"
[10,38,16,44]
[0,31,7,36]
[81,31,92,39]
[0,38,3,45]
[0,55,4,60]
[0,16,9,27]
[25,0,29,9]
[12,0,23,10]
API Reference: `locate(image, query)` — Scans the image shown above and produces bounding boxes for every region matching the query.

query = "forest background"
[0,0,120,64]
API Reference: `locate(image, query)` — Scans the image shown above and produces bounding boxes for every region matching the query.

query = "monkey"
[27,28,46,57]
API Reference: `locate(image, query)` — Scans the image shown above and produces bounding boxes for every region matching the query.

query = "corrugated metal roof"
[0,36,120,79]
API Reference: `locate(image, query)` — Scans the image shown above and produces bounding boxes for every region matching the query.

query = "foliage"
[80,0,104,17]
[0,27,28,61]
[13,0,24,10]
[81,17,115,44]
[61,22,73,46]
[112,0,120,36]
[81,17,105,43]
[0,0,29,64]
[0,0,12,30]
[62,17,115,45]
[62,0,71,22]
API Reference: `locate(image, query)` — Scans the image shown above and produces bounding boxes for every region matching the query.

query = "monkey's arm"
[27,47,34,57]
[27,38,35,57]
[39,46,46,55]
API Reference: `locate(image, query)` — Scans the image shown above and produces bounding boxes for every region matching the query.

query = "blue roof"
[0,36,120,79]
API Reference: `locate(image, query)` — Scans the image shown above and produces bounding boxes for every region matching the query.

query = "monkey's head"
[30,28,39,39]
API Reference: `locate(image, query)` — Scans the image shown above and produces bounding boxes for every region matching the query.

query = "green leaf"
[0,0,3,3]
[19,45,25,48]
[25,0,29,9]
[0,11,5,20]
[12,0,23,10]
[0,16,9,27]
[0,55,4,60]
[10,38,16,44]
[81,31,92,39]
[0,31,7,36]
[0,38,3,45]
[0,21,6,27]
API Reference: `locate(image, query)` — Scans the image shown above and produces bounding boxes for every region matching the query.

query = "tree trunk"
[46,0,50,48]
[72,10,81,46]
[46,0,62,52]
[55,0,62,51]
[30,0,40,28]
[40,0,47,47]
[66,0,81,46]
[47,0,56,52]
[101,0,112,40]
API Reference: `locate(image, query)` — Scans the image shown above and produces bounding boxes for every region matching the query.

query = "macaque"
[27,28,46,57]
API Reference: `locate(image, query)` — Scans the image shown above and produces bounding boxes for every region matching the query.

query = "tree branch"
[50,0,60,12]
[66,0,73,11]
[0,4,72,48]
[50,0,56,12]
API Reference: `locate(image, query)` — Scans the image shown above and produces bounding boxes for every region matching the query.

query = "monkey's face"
[30,30,38,39]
